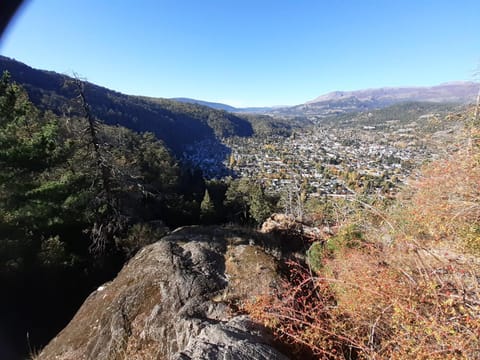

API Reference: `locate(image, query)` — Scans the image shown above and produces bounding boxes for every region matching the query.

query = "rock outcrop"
[260,213,330,247]
[37,226,289,360]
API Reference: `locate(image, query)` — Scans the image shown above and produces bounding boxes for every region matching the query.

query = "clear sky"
[1,0,479,107]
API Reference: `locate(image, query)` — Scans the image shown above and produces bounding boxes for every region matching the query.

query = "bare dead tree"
[466,66,480,152]
[71,76,112,200]
[68,75,126,253]
[282,174,306,221]
[474,82,480,126]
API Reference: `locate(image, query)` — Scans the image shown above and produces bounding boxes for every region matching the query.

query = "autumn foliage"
[246,247,479,359]
[407,142,480,254]
[245,118,480,359]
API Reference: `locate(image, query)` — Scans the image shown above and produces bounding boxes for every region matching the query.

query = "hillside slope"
[0,56,254,154]
[244,109,480,359]
[170,97,238,112]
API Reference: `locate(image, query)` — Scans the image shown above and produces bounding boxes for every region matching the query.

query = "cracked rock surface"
[37,226,289,360]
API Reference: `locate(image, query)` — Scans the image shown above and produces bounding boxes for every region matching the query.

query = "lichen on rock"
[37,226,289,360]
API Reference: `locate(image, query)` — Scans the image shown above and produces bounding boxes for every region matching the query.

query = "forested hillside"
[320,101,462,128]
[0,71,286,358]
[0,56,256,155]
[0,71,202,356]
[0,69,206,262]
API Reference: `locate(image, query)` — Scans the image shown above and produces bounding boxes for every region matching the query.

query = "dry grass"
[245,122,480,359]
[403,145,480,254]
[246,243,480,359]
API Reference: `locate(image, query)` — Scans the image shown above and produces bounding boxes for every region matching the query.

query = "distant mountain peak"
[306,82,479,105]
[437,80,478,86]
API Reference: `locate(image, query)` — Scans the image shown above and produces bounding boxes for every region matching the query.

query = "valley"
[3,55,469,202]
[1,55,472,215]
[186,102,464,198]
[0,56,478,360]
[2,1,479,357]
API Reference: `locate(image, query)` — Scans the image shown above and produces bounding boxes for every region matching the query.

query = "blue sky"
[1,0,479,107]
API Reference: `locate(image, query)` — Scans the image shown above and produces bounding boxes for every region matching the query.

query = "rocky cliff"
[37,226,293,360]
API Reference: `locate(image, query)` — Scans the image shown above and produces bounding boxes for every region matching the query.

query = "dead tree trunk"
[70,76,123,253]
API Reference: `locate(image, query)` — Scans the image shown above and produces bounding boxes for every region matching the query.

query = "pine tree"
[248,183,275,225]
[0,71,74,271]
[200,189,216,224]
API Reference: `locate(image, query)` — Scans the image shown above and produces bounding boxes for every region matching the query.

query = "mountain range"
[307,82,478,104]
[271,82,478,118]
[170,82,478,118]
[1,55,478,147]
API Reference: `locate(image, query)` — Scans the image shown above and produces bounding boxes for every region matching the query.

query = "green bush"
[307,241,325,272]
[327,224,364,254]
[307,225,364,272]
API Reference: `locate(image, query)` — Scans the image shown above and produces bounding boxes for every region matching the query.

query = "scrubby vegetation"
[245,108,480,359]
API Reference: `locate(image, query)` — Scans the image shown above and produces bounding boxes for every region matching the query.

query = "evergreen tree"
[248,183,276,225]
[224,178,252,222]
[200,189,216,224]
[0,71,75,271]
[224,178,277,225]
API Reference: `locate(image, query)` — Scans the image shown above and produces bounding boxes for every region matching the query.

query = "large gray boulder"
[37,226,289,360]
